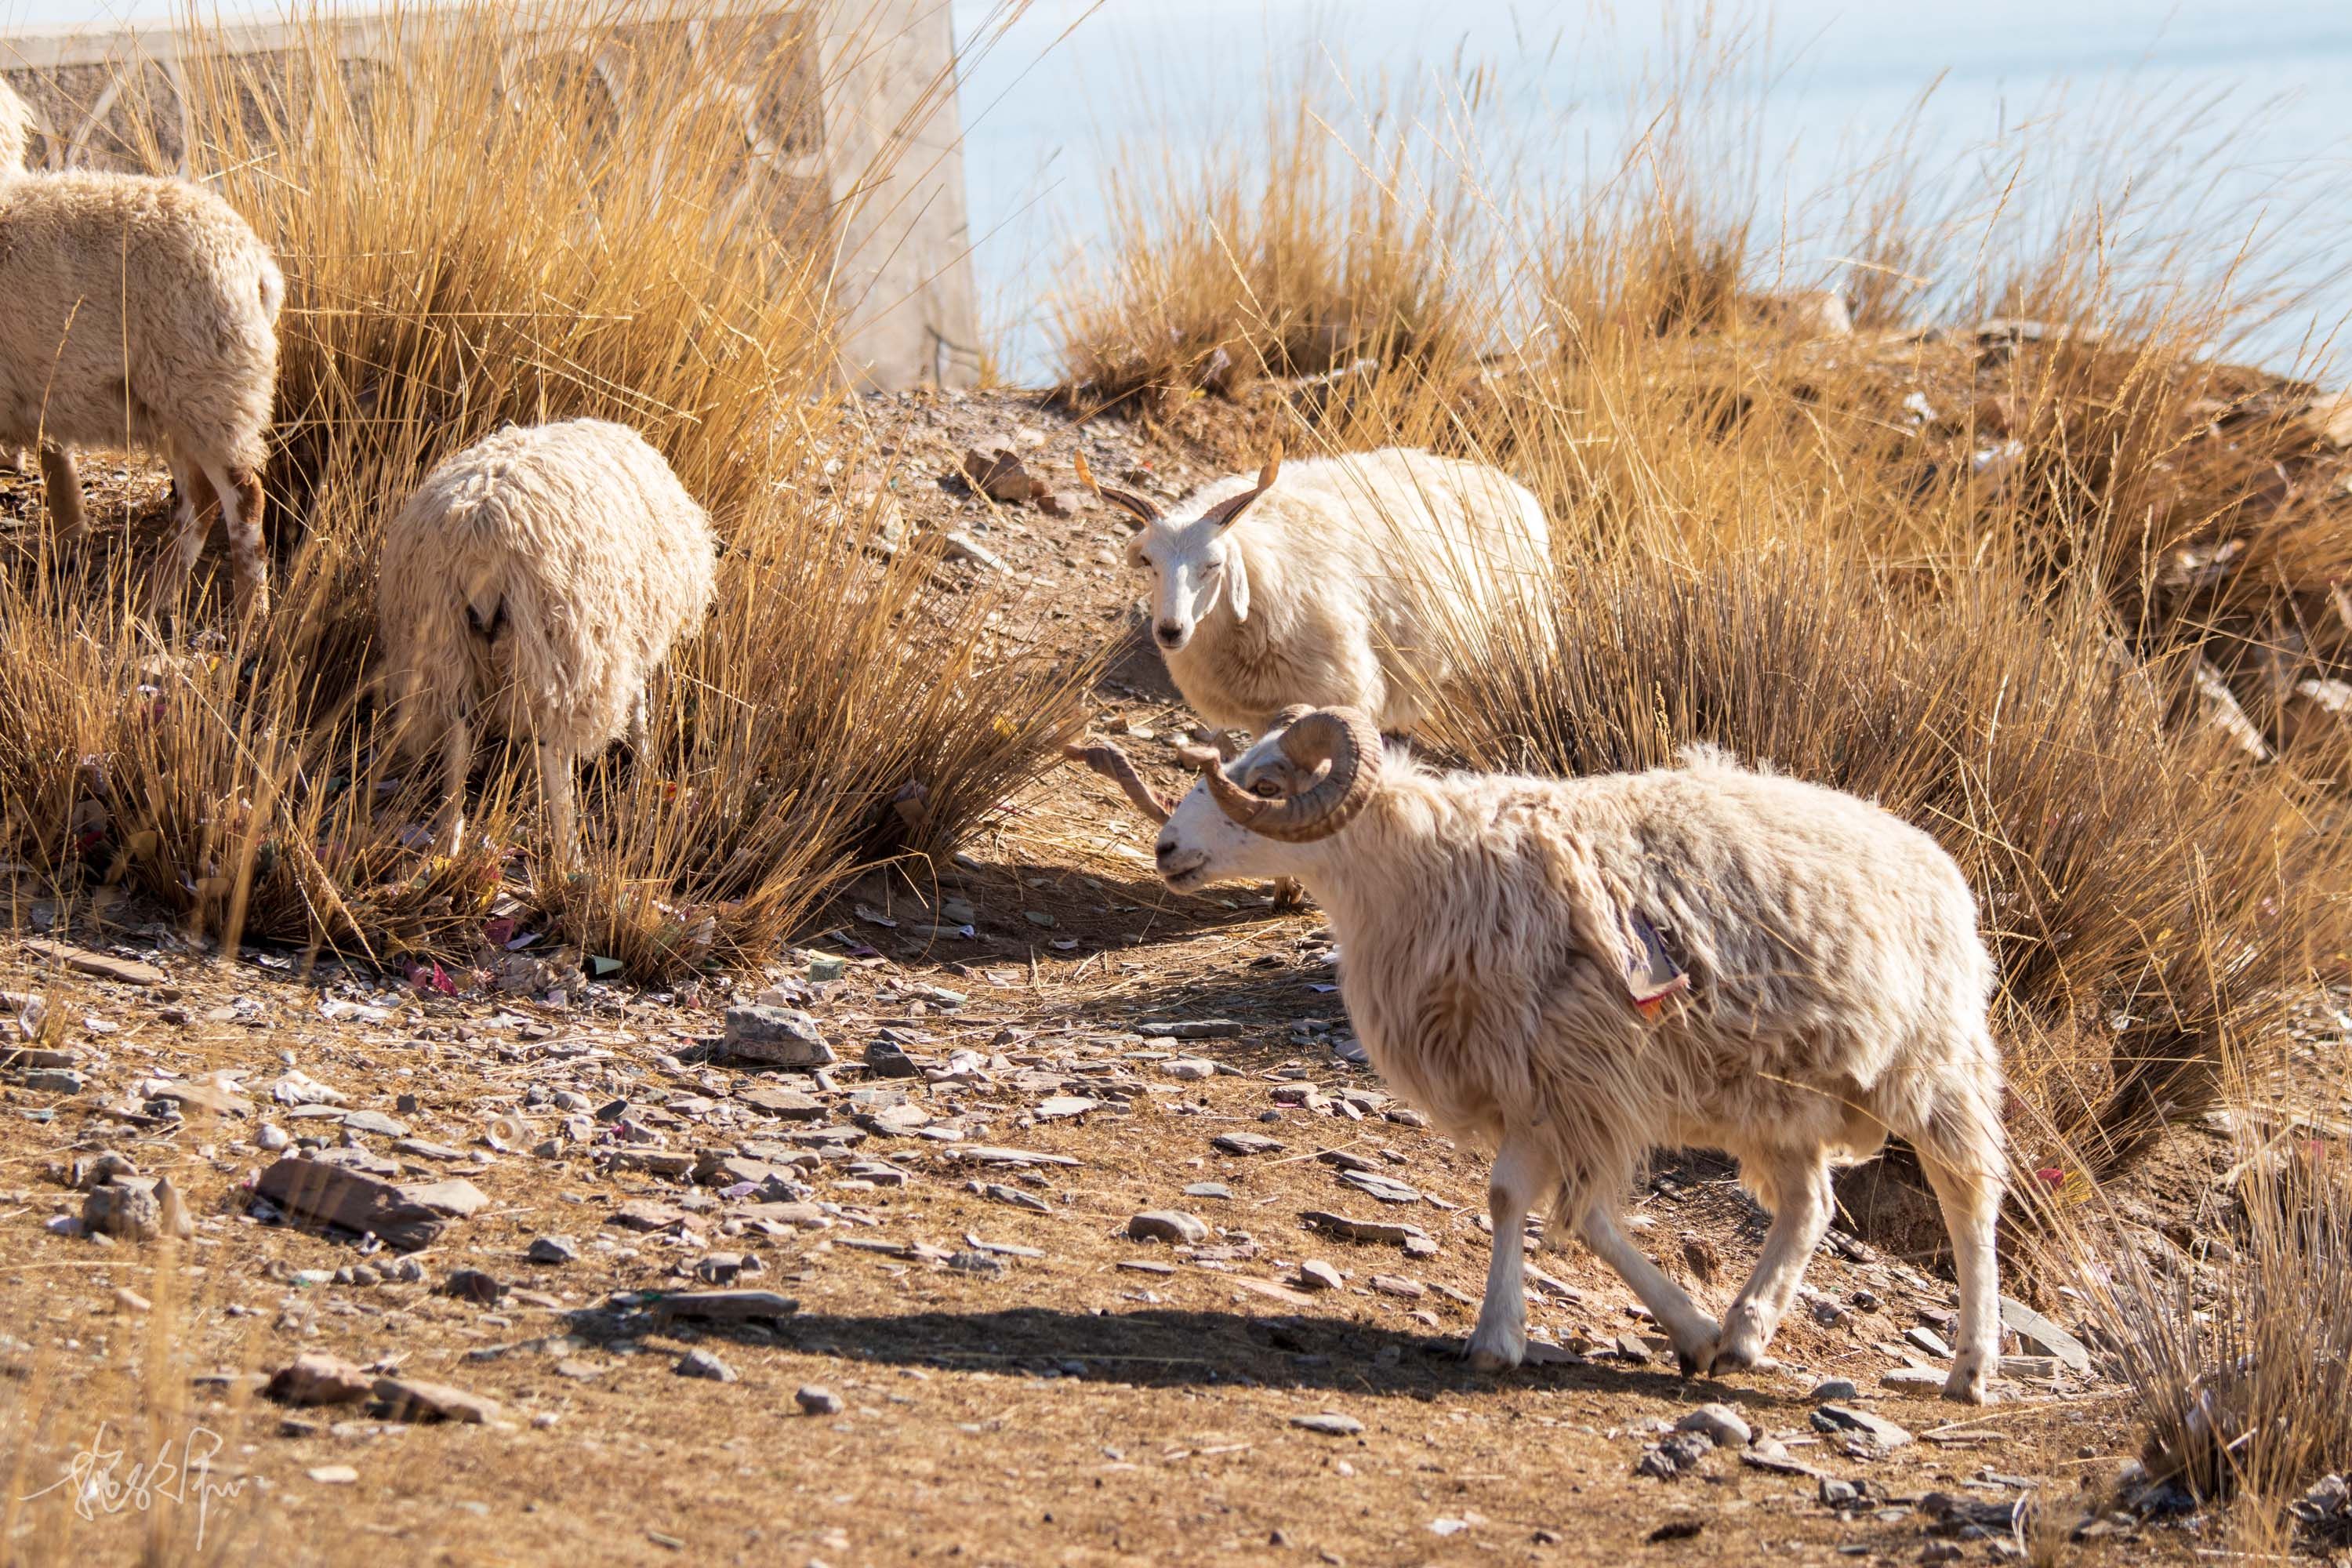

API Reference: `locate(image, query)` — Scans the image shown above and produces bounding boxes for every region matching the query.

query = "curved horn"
[1272,703,1315,729]
[1204,441,1283,529]
[1073,449,1162,529]
[1193,707,1380,844]
[1063,741,1171,825]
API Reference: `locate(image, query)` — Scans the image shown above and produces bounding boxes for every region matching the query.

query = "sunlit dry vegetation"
[1048,16,2352,1526]
[0,0,1084,982]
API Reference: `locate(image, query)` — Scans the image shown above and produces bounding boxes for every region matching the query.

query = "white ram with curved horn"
[1149,708,2009,1404]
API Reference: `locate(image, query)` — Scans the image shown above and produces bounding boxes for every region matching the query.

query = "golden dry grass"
[0,0,1087,982]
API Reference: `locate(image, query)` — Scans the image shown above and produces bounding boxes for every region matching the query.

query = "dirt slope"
[0,395,2216,1566]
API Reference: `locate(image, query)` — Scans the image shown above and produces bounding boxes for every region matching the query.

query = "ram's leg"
[539,740,578,873]
[38,444,85,542]
[1574,1201,1721,1374]
[1466,1134,1555,1370]
[1708,1149,1834,1373]
[438,709,473,855]
[1911,1083,2005,1404]
[202,459,270,625]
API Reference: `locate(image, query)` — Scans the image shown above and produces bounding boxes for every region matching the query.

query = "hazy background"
[9,0,2348,383]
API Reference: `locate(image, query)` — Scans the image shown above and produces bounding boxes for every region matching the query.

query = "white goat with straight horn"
[1139,706,2009,1402]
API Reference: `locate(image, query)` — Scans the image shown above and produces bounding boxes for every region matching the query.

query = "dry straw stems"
[0,0,1086,982]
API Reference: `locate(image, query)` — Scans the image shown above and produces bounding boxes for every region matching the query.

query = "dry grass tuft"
[1048,63,1488,420]
[0,0,1085,982]
[2049,1066,2352,1534]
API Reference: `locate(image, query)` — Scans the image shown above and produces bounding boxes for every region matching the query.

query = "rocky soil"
[0,390,2336,1566]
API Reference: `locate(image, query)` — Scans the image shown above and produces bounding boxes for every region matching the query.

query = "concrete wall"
[0,1,977,390]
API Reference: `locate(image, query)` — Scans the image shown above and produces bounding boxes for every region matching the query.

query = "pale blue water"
[955,1,2352,383]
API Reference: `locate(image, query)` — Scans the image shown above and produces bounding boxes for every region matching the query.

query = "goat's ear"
[1207,441,1283,530]
[1123,534,1149,570]
[1226,545,1250,622]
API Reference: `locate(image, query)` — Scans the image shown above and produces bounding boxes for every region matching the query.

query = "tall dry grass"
[1048,29,2352,1171]
[0,0,1084,981]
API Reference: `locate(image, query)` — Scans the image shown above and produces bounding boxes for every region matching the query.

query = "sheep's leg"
[1573,1200,1721,1375]
[440,710,472,855]
[539,740,578,873]
[1270,877,1307,909]
[202,459,270,626]
[1708,1150,1834,1373]
[38,444,85,542]
[1911,1091,2005,1405]
[1466,1135,1555,1370]
[155,448,218,613]
[626,687,651,753]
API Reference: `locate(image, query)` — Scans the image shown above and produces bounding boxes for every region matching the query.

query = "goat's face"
[1155,732,1298,888]
[1129,512,1247,654]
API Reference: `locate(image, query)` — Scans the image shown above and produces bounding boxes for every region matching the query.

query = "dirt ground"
[0,396,2303,1566]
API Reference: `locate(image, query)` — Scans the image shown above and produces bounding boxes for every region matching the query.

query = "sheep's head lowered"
[1077,446,1280,653]
[1152,705,1384,888]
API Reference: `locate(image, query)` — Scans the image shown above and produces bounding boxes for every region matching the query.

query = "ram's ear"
[1206,441,1282,530]
[1226,547,1250,622]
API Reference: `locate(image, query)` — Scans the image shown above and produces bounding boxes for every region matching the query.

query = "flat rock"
[255,1156,452,1250]
[1740,1438,1826,1479]
[1290,1412,1363,1437]
[343,1110,408,1138]
[374,1376,502,1424]
[719,1006,835,1068]
[1812,1403,1912,1451]
[1211,1132,1283,1156]
[1182,1181,1232,1200]
[1299,1210,1432,1247]
[1035,1096,1102,1120]
[1337,1170,1420,1204]
[24,939,166,988]
[1128,1210,1209,1244]
[1882,1367,1949,1392]
[1675,1403,1753,1448]
[527,1236,579,1265]
[674,1348,737,1382]
[648,1290,800,1324]
[1298,1261,1345,1291]
[1138,1019,1242,1040]
[946,1145,1080,1168]
[735,1084,826,1120]
[266,1352,374,1406]
[979,1182,1051,1213]
[1160,1058,1218,1080]
[402,1178,488,1218]
[1998,1297,2092,1374]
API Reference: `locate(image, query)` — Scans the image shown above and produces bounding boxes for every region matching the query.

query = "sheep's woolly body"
[1152,448,1550,734]
[0,169,283,615]
[377,419,717,857]
[1307,751,1999,1199]
[1157,728,2005,1400]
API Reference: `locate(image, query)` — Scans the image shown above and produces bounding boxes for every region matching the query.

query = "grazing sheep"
[1078,445,1552,738]
[377,419,718,863]
[1147,706,2008,1403]
[0,162,284,619]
